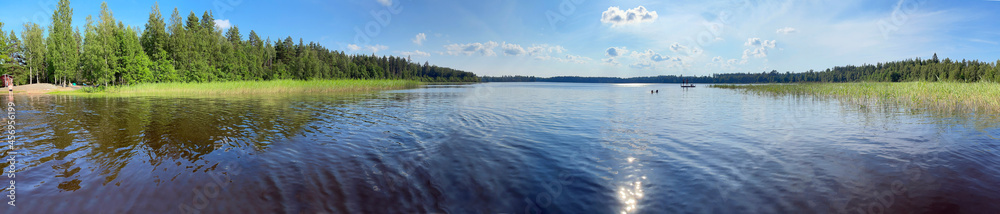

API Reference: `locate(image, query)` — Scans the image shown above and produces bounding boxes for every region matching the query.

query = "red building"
[1,74,12,87]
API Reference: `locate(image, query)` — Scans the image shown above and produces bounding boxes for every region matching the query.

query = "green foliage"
[17,0,478,87]
[21,23,47,84]
[0,21,11,75]
[46,0,81,86]
[140,2,167,61]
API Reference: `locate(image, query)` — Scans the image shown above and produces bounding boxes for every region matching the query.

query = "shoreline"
[712,82,1000,113]
[45,79,423,96]
[6,83,83,94]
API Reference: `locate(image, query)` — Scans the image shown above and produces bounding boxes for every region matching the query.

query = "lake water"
[2,82,999,213]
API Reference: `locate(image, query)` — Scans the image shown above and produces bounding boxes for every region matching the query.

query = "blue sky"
[2,0,999,77]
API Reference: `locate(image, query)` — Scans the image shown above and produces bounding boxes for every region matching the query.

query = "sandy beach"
[8,83,82,94]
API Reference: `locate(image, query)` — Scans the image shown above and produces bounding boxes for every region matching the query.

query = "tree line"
[484,53,1000,84]
[0,0,478,87]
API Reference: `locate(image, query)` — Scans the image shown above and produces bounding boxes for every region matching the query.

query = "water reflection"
[618,157,645,214]
[1,83,997,213]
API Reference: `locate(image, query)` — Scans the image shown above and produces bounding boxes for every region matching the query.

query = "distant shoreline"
[712,82,1000,113]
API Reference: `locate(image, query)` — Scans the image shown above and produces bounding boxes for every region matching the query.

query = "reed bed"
[712,82,1000,113]
[62,79,421,96]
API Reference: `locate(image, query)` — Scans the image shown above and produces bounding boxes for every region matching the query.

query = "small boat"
[681,84,696,88]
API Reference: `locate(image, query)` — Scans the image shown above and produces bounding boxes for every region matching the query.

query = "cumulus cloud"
[632,49,677,62]
[214,19,232,29]
[501,42,526,56]
[400,50,430,57]
[669,43,688,53]
[712,56,723,63]
[624,49,684,69]
[524,44,565,56]
[444,41,500,56]
[776,27,797,34]
[601,6,658,26]
[743,38,777,59]
[606,47,629,57]
[376,0,392,7]
[412,33,427,46]
[348,44,388,53]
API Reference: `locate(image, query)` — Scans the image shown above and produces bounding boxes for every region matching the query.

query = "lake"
[3,82,999,213]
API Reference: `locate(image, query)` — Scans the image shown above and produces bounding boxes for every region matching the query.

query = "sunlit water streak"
[0,82,998,213]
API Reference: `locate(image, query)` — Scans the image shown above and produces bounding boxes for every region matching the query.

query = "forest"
[0,0,479,86]
[484,53,1000,84]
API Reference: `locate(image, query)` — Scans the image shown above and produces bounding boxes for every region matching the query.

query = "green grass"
[52,79,421,96]
[711,82,1000,113]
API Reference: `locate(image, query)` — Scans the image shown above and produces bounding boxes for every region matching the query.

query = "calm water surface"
[2,82,999,213]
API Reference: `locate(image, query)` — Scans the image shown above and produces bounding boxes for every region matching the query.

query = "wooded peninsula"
[0,0,479,88]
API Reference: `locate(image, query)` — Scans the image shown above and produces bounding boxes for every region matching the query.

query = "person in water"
[656,90,659,93]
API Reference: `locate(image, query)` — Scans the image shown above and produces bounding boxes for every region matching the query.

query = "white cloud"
[526,44,566,56]
[348,44,388,53]
[712,56,723,63]
[776,27,797,34]
[412,33,427,46]
[214,19,232,29]
[625,49,683,70]
[400,50,430,57]
[606,47,629,57]
[743,38,777,59]
[501,42,526,56]
[444,41,500,56]
[669,43,688,53]
[376,0,392,7]
[632,49,677,62]
[601,6,658,26]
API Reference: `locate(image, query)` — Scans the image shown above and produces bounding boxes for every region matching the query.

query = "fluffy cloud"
[669,43,688,53]
[626,49,683,69]
[412,33,427,46]
[444,41,500,56]
[601,6,658,26]
[376,0,392,7]
[214,19,232,29]
[743,38,777,59]
[501,43,526,56]
[632,49,678,62]
[606,47,629,57]
[348,44,388,53]
[400,50,430,57]
[776,27,797,34]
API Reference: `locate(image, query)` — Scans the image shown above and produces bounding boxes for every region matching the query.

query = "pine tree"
[141,2,167,61]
